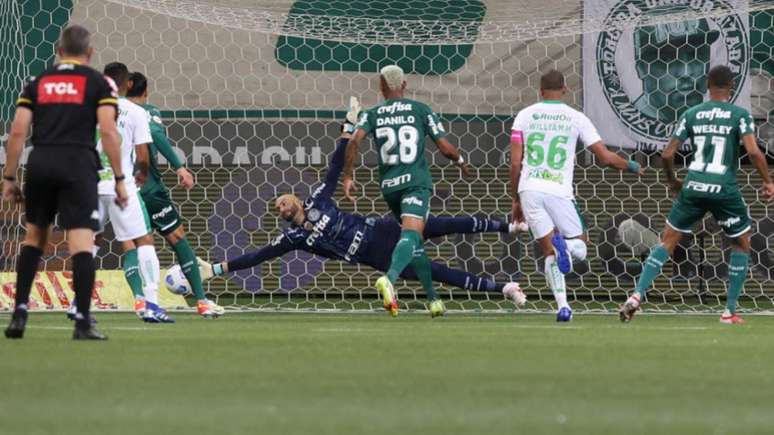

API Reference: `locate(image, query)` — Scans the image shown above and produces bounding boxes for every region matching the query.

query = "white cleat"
[197,299,225,318]
[502,282,527,307]
[197,257,214,281]
[619,294,641,322]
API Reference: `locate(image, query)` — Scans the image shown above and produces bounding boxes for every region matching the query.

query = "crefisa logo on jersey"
[595,0,748,142]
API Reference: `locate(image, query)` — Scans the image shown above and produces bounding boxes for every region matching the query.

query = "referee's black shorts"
[24,146,100,231]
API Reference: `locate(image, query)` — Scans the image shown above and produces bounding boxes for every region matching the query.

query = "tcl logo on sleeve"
[37,75,86,104]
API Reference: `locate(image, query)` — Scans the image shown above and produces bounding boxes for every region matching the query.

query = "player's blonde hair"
[275,193,302,210]
[380,65,405,91]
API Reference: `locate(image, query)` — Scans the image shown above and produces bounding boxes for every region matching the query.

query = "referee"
[1,25,126,340]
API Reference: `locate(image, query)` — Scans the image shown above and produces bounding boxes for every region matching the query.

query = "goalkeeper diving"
[197,99,527,314]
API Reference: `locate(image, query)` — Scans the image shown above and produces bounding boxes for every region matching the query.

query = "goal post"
[1,0,773,313]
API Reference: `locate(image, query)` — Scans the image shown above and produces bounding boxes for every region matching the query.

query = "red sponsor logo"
[37,75,86,104]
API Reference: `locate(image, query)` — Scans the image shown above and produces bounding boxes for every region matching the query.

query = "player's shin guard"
[386,230,421,284]
[409,248,439,302]
[137,245,160,305]
[72,252,95,330]
[173,238,206,301]
[726,251,750,314]
[123,249,145,299]
[634,244,669,298]
[13,245,43,309]
[545,255,568,310]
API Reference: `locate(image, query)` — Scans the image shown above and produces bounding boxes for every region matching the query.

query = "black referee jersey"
[16,60,118,230]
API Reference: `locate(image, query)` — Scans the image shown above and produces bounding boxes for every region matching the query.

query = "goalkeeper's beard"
[281,205,302,223]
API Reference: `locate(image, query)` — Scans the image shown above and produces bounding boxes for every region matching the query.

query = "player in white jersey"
[510,70,645,321]
[69,62,170,323]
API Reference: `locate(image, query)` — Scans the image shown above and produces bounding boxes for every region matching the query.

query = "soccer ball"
[165,265,191,296]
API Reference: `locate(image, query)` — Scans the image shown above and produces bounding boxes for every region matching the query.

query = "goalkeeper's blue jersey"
[279,193,373,264]
[265,138,374,264]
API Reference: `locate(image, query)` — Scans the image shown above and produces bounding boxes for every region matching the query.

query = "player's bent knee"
[67,228,95,254]
[23,223,49,249]
[730,233,752,252]
[134,233,155,246]
[165,226,185,245]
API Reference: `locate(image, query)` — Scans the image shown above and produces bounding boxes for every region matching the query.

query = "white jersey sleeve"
[575,111,602,147]
[130,103,152,145]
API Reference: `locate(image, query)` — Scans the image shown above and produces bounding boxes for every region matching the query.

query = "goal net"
[1,0,773,313]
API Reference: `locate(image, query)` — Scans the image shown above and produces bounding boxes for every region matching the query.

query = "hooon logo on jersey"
[37,75,86,104]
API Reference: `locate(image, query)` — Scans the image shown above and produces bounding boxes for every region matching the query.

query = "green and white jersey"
[672,100,755,194]
[355,98,446,194]
[512,101,601,199]
[96,97,152,196]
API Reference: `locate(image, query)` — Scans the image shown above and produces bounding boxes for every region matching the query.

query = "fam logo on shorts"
[595,0,748,141]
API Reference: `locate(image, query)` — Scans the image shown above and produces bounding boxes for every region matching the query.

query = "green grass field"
[1,312,773,435]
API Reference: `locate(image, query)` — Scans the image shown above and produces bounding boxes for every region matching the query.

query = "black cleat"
[66,310,98,325]
[5,309,28,339]
[73,327,108,341]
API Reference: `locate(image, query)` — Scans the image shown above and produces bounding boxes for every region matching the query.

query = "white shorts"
[519,190,584,240]
[97,192,151,242]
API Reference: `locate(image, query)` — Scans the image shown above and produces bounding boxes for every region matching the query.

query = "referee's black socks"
[14,245,43,310]
[72,252,96,330]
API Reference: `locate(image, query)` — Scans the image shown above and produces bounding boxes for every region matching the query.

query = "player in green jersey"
[126,72,225,318]
[619,66,774,324]
[343,65,469,317]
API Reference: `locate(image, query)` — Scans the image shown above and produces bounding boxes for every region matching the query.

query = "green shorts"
[382,187,431,221]
[140,187,182,236]
[666,187,751,238]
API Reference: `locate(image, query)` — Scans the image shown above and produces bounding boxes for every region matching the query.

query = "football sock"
[137,245,160,305]
[72,252,95,330]
[401,262,499,292]
[565,238,587,262]
[173,238,206,301]
[726,251,749,314]
[408,249,439,302]
[635,244,669,298]
[423,216,504,238]
[386,230,421,284]
[545,255,568,309]
[14,245,43,308]
[123,249,145,299]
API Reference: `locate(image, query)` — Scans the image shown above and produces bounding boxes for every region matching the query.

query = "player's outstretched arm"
[151,125,194,189]
[742,134,774,200]
[434,137,470,178]
[200,234,296,279]
[1,107,32,204]
[588,141,645,175]
[342,128,366,202]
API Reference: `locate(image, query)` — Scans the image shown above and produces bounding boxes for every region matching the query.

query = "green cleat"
[375,276,398,317]
[429,299,446,318]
